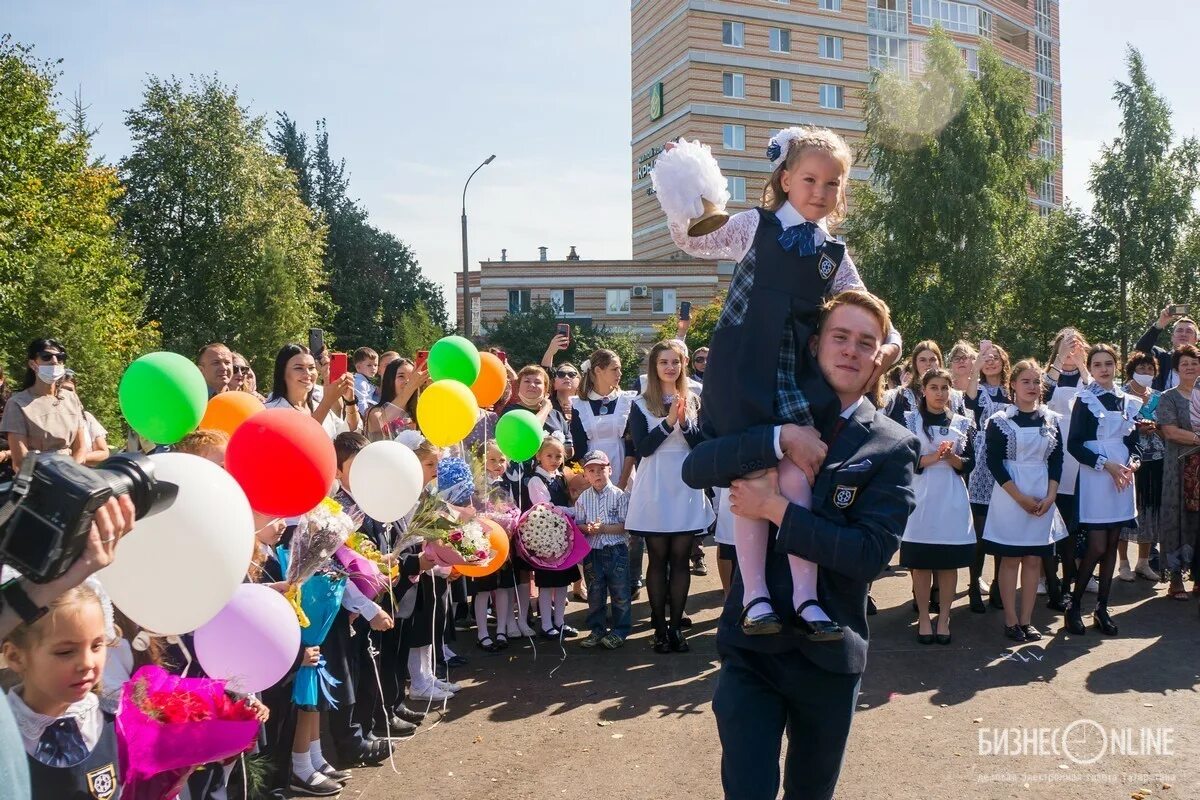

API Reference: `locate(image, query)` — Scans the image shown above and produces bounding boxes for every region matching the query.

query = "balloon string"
[241,753,248,800]
[366,633,404,775]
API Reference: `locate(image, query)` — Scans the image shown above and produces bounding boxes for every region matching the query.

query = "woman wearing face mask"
[1118,351,1163,583]
[1,339,87,472]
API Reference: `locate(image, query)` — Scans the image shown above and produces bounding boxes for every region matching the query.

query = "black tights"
[1071,527,1121,607]
[646,534,694,632]
[970,508,999,589]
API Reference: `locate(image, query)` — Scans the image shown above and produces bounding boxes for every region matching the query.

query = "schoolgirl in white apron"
[1064,345,1143,637]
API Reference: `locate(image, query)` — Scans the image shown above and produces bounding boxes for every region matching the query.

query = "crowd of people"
[1,123,1198,800]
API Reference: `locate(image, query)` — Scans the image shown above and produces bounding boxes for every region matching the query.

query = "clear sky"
[7,1,1199,322]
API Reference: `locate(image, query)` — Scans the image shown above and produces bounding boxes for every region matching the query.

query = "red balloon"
[225,408,336,516]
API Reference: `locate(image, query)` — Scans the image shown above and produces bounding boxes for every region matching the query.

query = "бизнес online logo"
[978,720,1175,765]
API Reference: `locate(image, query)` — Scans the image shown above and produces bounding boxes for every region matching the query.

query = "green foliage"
[654,292,725,353]
[119,75,328,374]
[483,302,641,377]
[1089,47,1200,353]
[0,36,156,430]
[392,303,445,357]
[269,116,449,352]
[847,29,1051,348]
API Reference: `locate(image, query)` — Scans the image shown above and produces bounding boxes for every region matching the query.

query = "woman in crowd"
[365,357,423,441]
[948,341,978,397]
[1,338,86,472]
[0,364,10,480]
[983,360,1066,642]
[625,341,714,653]
[570,350,636,487]
[1119,351,1164,582]
[963,342,1012,611]
[264,343,359,438]
[1158,344,1200,600]
[59,371,109,466]
[1065,344,1142,636]
[887,340,966,424]
[503,365,573,456]
[900,368,976,645]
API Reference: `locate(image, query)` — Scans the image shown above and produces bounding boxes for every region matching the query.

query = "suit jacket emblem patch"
[833,485,858,509]
[819,253,837,279]
[87,764,117,800]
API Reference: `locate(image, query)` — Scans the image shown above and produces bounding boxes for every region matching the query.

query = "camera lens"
[95,453,178,520]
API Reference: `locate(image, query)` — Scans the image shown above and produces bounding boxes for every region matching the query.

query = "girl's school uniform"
[9,689,119,800]
[1067,384,1144,529]
[523,467,581,587]
[624,396,714,535]
[899,410,977,569]
[983,407,1069,557]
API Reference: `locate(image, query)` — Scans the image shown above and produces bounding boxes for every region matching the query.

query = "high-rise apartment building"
[631,0,1063,260]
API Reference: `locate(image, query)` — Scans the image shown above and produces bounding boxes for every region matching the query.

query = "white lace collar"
[7,687,102,755]
[1086,382,1121,398]
[775,201,829,234]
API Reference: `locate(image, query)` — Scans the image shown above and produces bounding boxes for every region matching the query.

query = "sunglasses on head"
[36,351,67,364]
[555,370,578,379]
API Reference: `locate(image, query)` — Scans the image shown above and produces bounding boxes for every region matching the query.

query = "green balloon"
[495,409,544,462]
[427,336,481,386]
[119,351,209,445]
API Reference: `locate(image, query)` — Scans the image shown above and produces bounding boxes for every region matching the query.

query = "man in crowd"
[683,290,919,800]
[1135,302,1199,390]
[197,343,234,397]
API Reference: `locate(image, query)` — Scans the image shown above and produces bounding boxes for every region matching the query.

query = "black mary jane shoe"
[795,599,843,642]
[1045,596,1069,613]
[969,588,987,614]
[494,633,510,650]
[668,627,690,653]
[679,615,693,629]
[476,636,499,653]
[1021,624,1043,641]
[739,596,783,635]
[319,764,353,785]
[1092,606,1119,636]
[1064,606,1086,635]
[652,630,671,654]
[1004,624,1027,642]
[288,772,342,797]
[916,631,935,645]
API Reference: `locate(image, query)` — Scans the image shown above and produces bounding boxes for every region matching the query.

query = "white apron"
[571,392,635,476]
[1046,384,1081,494]
[983,410,1068,548]
[901,412,976,546]
[1076,390,1142,525]
[624,398,715,533]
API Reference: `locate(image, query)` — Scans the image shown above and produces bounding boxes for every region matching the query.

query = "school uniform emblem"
[833,485,858,509]
[818,253,837,279]
[87,764,117,800]
[939,426,950,435]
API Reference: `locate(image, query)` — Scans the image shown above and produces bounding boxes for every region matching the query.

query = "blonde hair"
[643,340,694,413]
[175,429,230,456]
[947,340,978,364]
[3,584,102,652]
[761,127,853,223]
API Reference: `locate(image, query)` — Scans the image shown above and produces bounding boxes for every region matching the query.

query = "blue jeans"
[583,544,632,638]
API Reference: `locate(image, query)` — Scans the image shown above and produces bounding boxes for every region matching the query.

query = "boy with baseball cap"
[574,450,632,649]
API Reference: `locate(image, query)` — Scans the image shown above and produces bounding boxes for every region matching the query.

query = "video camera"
[0,453,177,583]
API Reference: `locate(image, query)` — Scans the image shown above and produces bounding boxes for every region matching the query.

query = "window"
[868,35,906,72]
[1036,36,1052,77]
[470,297,481,333]
[1036,77,1053,114]
[961,47,979,76]
[507,289,531,314]
[819,35,844,60]
[722,20,744,47]
[1040,174,1055,204]
[722,124,745,151]
[1035,0,1051,34]
[819,0,842,9]
[722,72,745,99]
[770,77,792,104]
[868,0,906,33]
[549,289,575,315]
[769,28,791,53]
[912,0,989,35]
[819,84,845,110]
[1038,135,1055,161]
[728,176,747,202]
[910,40,926,73]
[606,289,631,315]
[652,288,677,315]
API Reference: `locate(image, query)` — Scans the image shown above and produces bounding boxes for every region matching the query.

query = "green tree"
[846,28,1052,346]
[119,76,328,373]
[0,37,156,429]
[483,302,641,378]
[654,292,725,353]
[1089,47,1200,354]
[392,303,445,358]
[269,116,449,351]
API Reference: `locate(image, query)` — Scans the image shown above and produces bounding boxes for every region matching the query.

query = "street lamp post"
[461,155,496,339]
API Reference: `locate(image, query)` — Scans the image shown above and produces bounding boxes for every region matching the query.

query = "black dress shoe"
[446,654,469,668]
[1004,624,1026,642]
[917,632,935,645]
[1064,606,1086,635]
[652,630,671,654]
[866,595,877,616]
[288,772,342,797]
[668,627,689,652]
[1092,605,1118,635]
[679,615,693,629]
[1046,596,1068,612]
[394,704,425,723]
[740,597,782,635]
[935,633,952,645]
[1021,624,1043,641]
[795,600,843,642]
[319,764,352,784]
[969,589,987,614]
[373,715,416,738]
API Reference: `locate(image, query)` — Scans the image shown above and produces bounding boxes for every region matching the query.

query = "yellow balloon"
[416,380,479,447]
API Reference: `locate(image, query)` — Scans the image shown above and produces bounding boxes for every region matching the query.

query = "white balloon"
[98,453,254,635]
[348,440,424,523]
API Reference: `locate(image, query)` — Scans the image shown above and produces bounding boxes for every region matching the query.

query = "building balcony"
[869,52,909,75]
[868,7,908,34]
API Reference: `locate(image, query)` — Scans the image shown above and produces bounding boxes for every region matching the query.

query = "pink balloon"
[193,583,300,693]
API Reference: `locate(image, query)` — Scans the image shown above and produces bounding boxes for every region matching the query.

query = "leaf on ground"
[597,721,612,727]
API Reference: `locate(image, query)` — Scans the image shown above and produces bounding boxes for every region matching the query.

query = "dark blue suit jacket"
[1134,321,1175,391]
[682,399,919,674]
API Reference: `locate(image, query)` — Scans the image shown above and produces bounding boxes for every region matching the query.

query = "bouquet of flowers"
[285,497,360,624]
[514,502,590,570]
[117,665,260,800]
[335,530,398,600]
[424,517,497,569]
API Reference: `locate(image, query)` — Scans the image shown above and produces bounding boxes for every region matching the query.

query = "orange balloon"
[470,352,508,409]
[199,391,265,437]
[454,517,511,577]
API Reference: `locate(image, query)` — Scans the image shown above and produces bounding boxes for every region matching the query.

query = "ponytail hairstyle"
[578,349,620,398]
[761,127,853,224]
[917,367,953,440]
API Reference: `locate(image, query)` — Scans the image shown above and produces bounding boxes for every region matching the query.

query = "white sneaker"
[1036,579,1047,596]
[435,679,461,693]
[1135,561,1161,582]
[1118,564,1135,582]
[1085,578,1099,593]
[409,686,453,703]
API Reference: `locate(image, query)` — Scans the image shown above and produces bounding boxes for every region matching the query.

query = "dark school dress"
[522,470,580,588]
[26,712,120,800]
